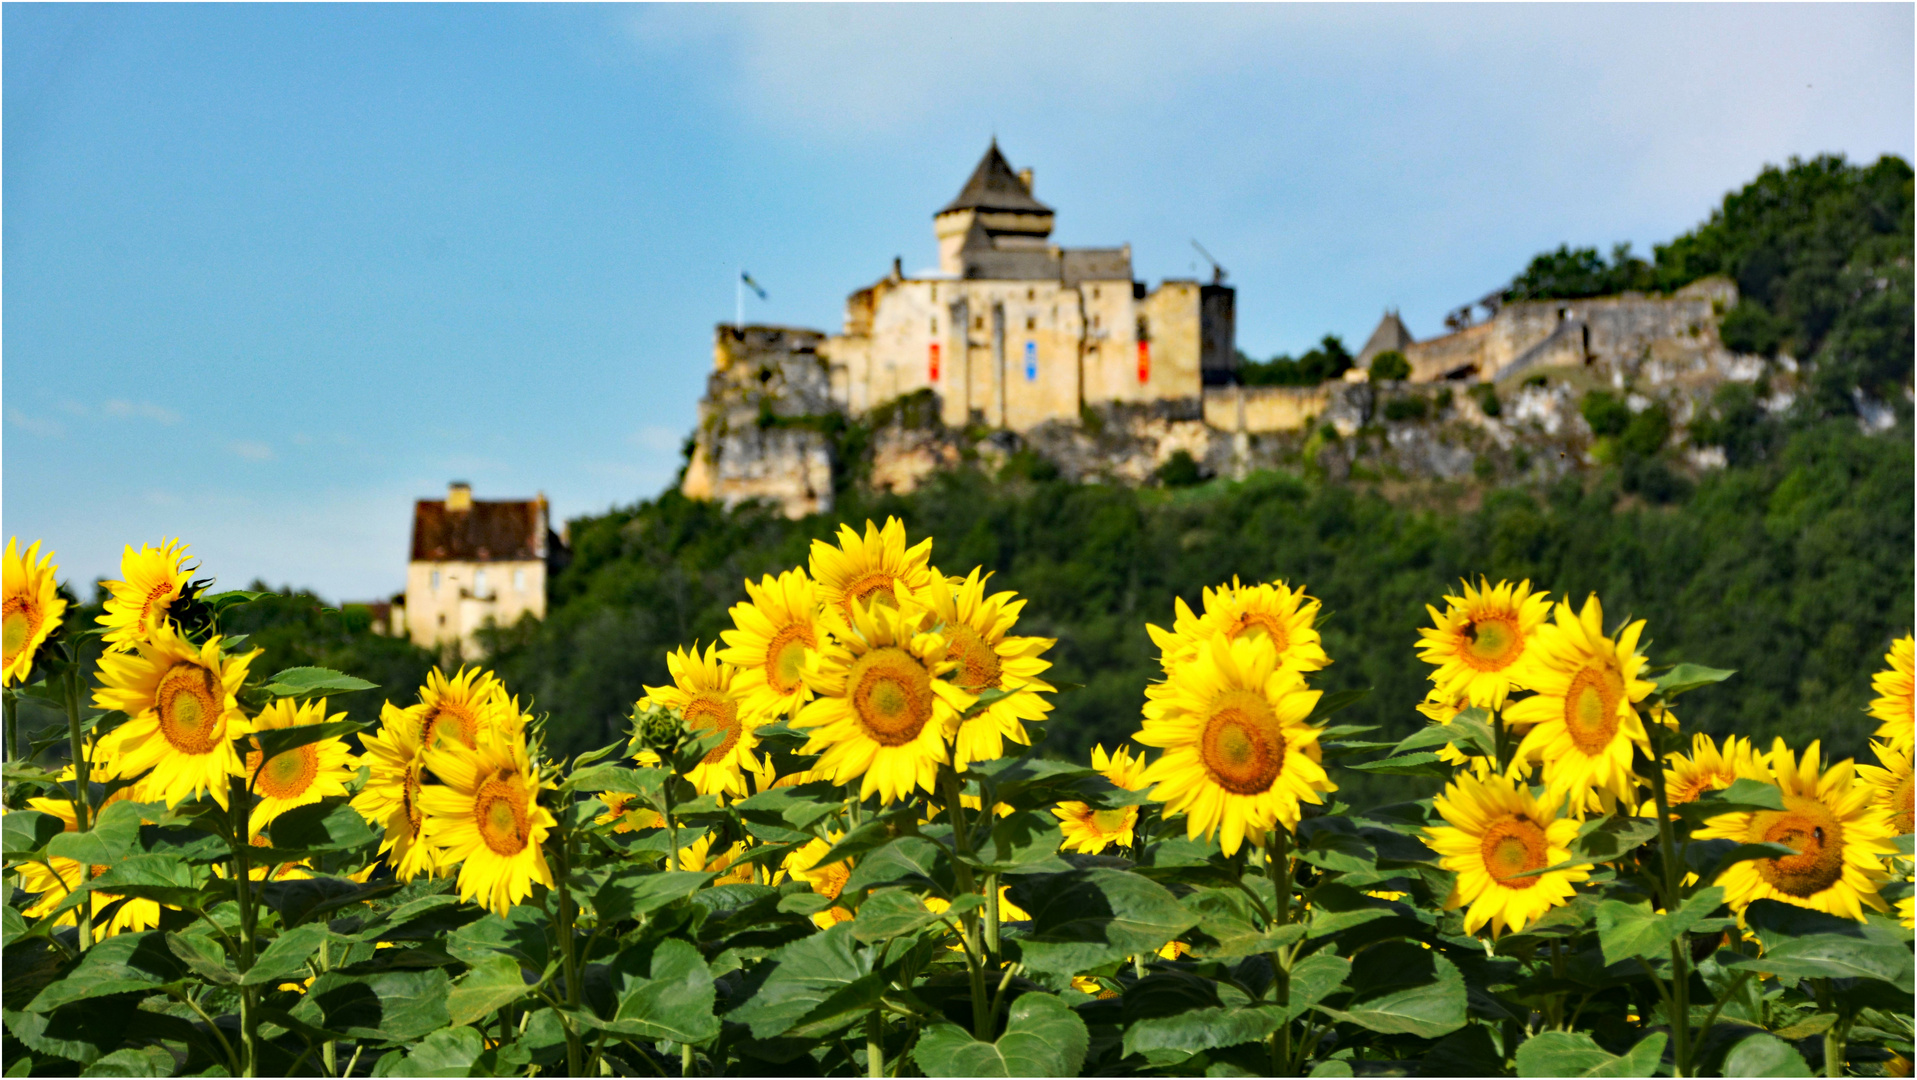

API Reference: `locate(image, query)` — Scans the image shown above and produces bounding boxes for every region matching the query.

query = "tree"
[1368,350,1411,382]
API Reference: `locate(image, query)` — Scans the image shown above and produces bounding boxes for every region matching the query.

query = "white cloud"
[228,440,275,461]
[103,399,182,424]
[7,408,65,438]
[628,425,684,454]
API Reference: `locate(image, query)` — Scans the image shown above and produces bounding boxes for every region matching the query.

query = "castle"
[682,143,1744,516]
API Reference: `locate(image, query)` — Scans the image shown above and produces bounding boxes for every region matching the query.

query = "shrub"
[1383,394,1428,422]
[1581,390,1632,437]
[1469,382,1502,417]
[1155,448,1205,487]
[1368,349,1411,382]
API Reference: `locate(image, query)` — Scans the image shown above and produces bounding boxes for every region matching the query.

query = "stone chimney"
[1017,168,1033,192]
[447,481,472,511]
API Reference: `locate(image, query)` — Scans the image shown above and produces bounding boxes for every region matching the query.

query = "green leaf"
[913,992,1089,1078]
[27,931,188,1012]
[267,800,379,852]
[1596,886,1723,966]
[1391,707,1494,758]
[1724,928,1915,985]
[841,836,948,898]
[3,810,65,858]
[1722,1033,1812,1077]
[814,817,901,870]
[592,869,714,924]
[851,888,978,943]
[565,764,658,798]
[1679,778,1786,822]
[387,1026,485,1077]
[1314,941,1465,1038]
[967,810,1066,873]
[446,955,533,1027]
[604,939,720,1044]
[260,667,377,698]
[165,930,239,986]
[5,1001,139,1066]
[1685,839,1800,883]
[1515,1031,1667,1077]
[1571,815,1659,863]
[261,875,401,927]
[1282,952,1353,1021]
[1653,663,1736,697]
[291,969,454,1042]
[734,781,844,832]
[245,719,366,762]
[87,853,207,908]
[243,922,335,986]
[1122,1004,1284,1056]
[447,906,552,970]
[1180,887,1302,961]
[725,922,881,1040]
[77,1045,177,1077]
[46,800,147,867]
[1345,752,1451,778]
[1005,868,1196,978]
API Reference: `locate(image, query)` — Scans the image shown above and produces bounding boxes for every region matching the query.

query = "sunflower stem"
[938,767,991,1040]
[1267,829,1294,1077]
[1647,751,1692,1077]
[866,1009,885,1079]
[555,818,585,1078]
[228,775,258,1077]
[62,665,93,951]
[5,686,19,767]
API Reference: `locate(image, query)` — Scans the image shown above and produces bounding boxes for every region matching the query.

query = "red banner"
[929,343,941,382]
[1137,341,1151,383]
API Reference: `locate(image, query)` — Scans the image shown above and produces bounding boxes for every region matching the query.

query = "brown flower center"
[474,773,531,857]
[247,742,320,800]
[841,571,901,618]
[420,699,481,753]
[846,647,934,746]
[1562,662,1624,754]
[155,661,224,754]
[946,625,1003,692]
[401,766,424,836]
[1751,796,1847,898]
[764,623,815,697]
[1199,689,1285,795]
[1460,615,1523,671]
[684,691,741,765]
[3,596,41,669]
[1479,815,1549,888]
[1229,611,1291,655]
[138,580,175,631]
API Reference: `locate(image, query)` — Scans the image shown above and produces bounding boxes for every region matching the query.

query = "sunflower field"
[1,521,1912,1078]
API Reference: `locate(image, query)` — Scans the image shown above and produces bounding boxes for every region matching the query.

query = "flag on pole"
[740,271,768,300]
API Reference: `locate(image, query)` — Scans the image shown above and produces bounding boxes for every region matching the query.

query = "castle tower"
[934,140,1055,275]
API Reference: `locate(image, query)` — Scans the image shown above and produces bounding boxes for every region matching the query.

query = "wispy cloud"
[7,408,65,438]
[628,425,684,455]
[228,440,275,461]
[103,399,182,424]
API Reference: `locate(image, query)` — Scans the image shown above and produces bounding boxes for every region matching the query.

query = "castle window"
[431,570,440,591]
[1092,315,1102,331]
[1026,316,1036,331]
[930,317,938,334]
[514,568,526,592]
[974,316,984,331]
[1027,288,1035,301]
[475,569,488,596]
[1092,287,1101,300]
[438,614,446,627]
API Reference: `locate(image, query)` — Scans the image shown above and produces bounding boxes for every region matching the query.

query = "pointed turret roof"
[1357,309,1415,364]
[938,140,1052,216]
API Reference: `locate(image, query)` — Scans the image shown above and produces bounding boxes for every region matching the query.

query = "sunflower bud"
[630,702,686,757]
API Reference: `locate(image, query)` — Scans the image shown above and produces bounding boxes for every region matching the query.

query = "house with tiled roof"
[400,482,569,653]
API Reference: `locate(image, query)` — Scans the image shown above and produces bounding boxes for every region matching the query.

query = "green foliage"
[1153,450,1205,488]
[1506,242,1658,301]
[1382,393,1428,422]
[1580,391,1632,438]
[1469,381,1502,417]
[1368,350,1412,382]
[1239,334,1354,386]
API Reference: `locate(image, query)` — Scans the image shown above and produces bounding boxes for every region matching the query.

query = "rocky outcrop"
[680,326,839,518]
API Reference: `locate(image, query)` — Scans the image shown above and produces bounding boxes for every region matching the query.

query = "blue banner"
[1024,340,1037,381]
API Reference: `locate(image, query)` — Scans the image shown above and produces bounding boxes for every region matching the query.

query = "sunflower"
[1414,690,1494,768]
[922,568,1056,771]
[1422,767,1587,937]
[1053,745,1150,854]
[96,539,193,652]
[419,734,556,915]
[792,600,973,805]
[15,781,161,940]
[1135,633,1335,856]
[1146,577,1330,678]
[784,833,855,928]
[413,667,511,753]
[1857,740,1914,839]
[1637,733,1759,817]
[1699,740,1896,921]
[3,539,67,685]
[594,791,665,833]
[350,702,438,881]
[720,568,827,721]
[244,698,357,835]
[93,625,257,809]
[808,517,937,623]
[676,832,755,885]
[925,885,1031,924]
[1416,579,1552,710]
[637,643,762,800]
[1506,595,1654,809]
[1869,635,1914,751]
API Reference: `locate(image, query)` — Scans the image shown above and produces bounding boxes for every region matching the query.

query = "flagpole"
[735,269,742,332]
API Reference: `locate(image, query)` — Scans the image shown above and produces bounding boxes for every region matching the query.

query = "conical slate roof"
[1357,310,1415,364]
[938,140,1051,216]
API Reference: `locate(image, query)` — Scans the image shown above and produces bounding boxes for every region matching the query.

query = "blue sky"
[5,3,1911,601]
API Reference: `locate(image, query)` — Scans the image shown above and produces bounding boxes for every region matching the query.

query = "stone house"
[400,482,568,654]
